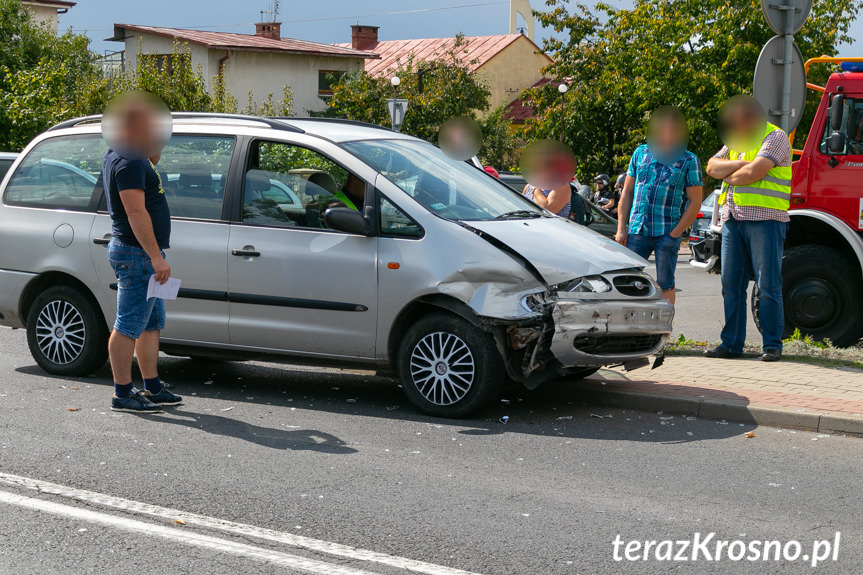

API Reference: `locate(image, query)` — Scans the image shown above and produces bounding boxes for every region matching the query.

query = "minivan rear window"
[3,135,106,211]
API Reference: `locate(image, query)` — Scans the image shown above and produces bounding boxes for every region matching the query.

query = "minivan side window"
[3,135,106,211]
[154,135,235,220]
[379,196,423,238]
[241,140,355,229]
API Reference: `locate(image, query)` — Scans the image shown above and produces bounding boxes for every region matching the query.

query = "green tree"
[326,35,492,143]
[525,0,863,179]
[479,106,522,170]
[0,0,104,150]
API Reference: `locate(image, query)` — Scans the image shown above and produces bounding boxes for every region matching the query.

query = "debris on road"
[203,380,213,385]
[220,407,234,412]
[386,405,400,411]
[590,413,613,419]
[745,431,756,438]
[499,415,509,424]
[175,519,185,525]
[556,415,573,420]
[66,408,80,412]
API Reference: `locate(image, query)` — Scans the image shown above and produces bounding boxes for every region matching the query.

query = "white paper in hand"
[146,275,181,300]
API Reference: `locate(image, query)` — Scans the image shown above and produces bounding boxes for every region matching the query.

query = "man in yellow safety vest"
[704,96,792,363]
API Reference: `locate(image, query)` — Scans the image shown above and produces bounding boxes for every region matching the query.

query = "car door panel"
[226,137,378,359]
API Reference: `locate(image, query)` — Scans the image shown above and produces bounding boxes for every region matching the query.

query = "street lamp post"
[387,76,408,132]
[557,83,568,141]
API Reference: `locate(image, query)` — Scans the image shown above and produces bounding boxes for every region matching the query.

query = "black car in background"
[498,172,618,239]
[0,153,17,179]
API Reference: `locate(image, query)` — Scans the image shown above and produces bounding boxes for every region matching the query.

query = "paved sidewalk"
[571,355,863,435]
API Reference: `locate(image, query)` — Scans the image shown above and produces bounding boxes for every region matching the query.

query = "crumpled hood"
[468,216,647,285]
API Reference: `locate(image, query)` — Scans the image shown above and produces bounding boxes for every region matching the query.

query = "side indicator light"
[387,262,400,270]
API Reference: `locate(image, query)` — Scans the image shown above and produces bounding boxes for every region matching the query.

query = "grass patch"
[666,331,863,370]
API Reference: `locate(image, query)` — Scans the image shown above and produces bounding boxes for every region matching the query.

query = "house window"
[318,70,345,98]
[141,53,175,75]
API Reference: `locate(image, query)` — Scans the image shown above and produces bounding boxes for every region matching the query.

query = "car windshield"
[344,139,546,221]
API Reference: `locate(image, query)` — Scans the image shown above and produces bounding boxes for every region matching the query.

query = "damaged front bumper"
[549,298,674,368]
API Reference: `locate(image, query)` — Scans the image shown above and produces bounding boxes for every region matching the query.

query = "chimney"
[255,21,281,40]
[351,24,379,50]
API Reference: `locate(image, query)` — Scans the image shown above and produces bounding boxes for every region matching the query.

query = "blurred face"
[646,107,688,163]
[519,140,576,190]
[648,117,686,153]
[719,96,766,152]
[102,91,172,159]
[438,117,482,161]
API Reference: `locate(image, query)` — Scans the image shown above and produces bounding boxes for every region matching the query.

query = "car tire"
[26,285,109,376]
[752,245,863,347]
[398,312,503,418]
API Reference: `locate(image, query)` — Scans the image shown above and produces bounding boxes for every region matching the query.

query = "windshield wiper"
[493,210,544,220]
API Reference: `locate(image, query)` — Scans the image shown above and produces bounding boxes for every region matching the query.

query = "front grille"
[613,275,653,297]
[572,334,663,355]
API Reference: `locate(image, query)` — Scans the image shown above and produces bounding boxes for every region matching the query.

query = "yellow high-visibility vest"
[718,122,792,211]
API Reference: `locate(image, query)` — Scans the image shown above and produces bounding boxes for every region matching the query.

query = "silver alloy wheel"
[35,300,86,365]
[409,331,475,405]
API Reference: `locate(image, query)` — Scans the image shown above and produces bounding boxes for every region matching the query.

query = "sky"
[60,0,859,57]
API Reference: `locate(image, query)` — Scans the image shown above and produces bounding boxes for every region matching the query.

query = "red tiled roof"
[504,77,551,124]
[25,1,76,8]
[111,24,377,59]
[335,34,545,76]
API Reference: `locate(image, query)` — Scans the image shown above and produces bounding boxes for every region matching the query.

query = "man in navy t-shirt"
[102,92,181,413]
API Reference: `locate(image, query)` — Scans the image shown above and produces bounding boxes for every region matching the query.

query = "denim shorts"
[626,232,681,291]
[108,240,166,339]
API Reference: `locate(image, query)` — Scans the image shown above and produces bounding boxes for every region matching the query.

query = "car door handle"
[231,249,261,257]
[92,237,110,246]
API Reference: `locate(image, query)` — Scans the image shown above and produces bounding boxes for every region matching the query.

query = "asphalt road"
[1,317,861,574]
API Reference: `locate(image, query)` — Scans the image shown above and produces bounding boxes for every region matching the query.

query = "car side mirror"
[583,212,594,227]
[827,131,846,155]
[323,207,369,235]
[830,94,845,132]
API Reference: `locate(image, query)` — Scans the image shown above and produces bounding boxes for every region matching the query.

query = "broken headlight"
[555,275,612,294]
[520,291,556,313]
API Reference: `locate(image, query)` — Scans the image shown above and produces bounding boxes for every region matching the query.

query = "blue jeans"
[720,217,787,353]
[626,232,681,291]
[108,240,166,340]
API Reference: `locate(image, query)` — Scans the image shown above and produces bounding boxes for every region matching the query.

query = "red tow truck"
[690,57,863,346]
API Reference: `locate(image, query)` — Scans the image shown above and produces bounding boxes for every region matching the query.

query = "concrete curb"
[575,385,863,435]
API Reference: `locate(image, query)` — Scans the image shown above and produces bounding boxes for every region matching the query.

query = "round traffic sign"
[753,35,807,133]
[760,0,813,35]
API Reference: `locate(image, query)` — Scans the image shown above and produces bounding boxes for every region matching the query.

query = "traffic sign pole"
[780,2,795,132]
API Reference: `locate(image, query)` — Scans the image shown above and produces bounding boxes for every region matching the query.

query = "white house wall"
[223,51,363,115]
[123,32,364,117]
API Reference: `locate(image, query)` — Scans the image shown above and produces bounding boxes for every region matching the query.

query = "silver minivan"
[0,114,673,417]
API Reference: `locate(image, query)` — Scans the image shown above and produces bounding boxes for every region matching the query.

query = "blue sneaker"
[112,390,162,413]
[144,387,183,406]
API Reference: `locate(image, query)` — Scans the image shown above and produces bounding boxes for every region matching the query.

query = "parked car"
[498,172,618,238]
[688,189,718,242]
[0,152,17,179]
[0,114,673,417]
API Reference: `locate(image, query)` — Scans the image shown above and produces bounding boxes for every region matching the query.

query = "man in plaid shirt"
[704,96,792,362]
[616,107,703,304]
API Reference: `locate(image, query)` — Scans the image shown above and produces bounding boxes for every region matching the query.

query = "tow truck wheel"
[752,245,863,347]
[398,312,503,418]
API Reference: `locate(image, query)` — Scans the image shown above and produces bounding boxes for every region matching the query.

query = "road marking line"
[0,489,378,575]
[0,472,482,575]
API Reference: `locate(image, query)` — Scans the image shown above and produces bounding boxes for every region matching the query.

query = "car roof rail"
[276,116,395,133]
[47,112,305,133]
